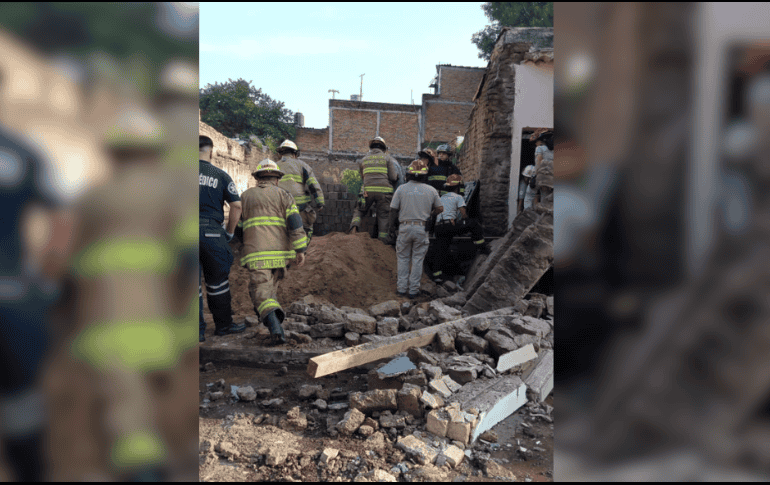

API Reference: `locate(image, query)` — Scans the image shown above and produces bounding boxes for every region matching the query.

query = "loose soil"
[227,232,431,315]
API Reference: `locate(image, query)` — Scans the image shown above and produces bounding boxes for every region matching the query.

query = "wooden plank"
[307,307,518,378]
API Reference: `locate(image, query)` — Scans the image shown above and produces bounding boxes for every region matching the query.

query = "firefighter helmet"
[418,148,436,163]
[370,136,387,150]
[436,144,452,155]
[407,159,429,175]
[278,140,299,154]
[444,174,463,187]
[252,159,285,178]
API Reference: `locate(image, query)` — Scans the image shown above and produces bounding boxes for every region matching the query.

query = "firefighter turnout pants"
[349,192,393,242]
[199,218,234,334]
[248,267,286,322]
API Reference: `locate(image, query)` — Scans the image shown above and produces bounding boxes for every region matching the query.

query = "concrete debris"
[379,411,407,429]
[442,292,467,307]
[256,388,272,398]
[484,330,518,357]
[345,313,378,334]
[367,469,397,482]
[443,280,458,292]
[426,409,449,437]
[337,408,366,435]
[441,375,462,393]
[358,425,375,437]
[319,447,339,465]
[428,379,452,399]
[510,316,551,339]
[313,305,345,324]
[288,331,312,344]
[546,296,553,315]
[429,300,462,323]
[436,286,450,299]
[289,302,313,316]
[523,349,553,402]
[203,362,216,372]
[435,329,456,353]
[439,444,465,468]
[456,331,488,354]
[396,435,439,465]
[397,384,422,417]
[478,430,498,443]
[312,399,328,410]
[445,405,472,445]
[452,375,527,444]
[419,391,444,410]
[496,343,538,373]
[310,322,345,338]
[447,366,477,384]
[467,315,491,334]
[370,300,401,318]
[236,386,257,402]
[209,391,224,401]
[419,363,442,380]
[261,398,284,408]
[298,384,323,399]
[377,317,399,337]
[280,406,308,432]
[215,441,239,461]
[408,348,438,366]
[350,389,398,414]
[345,331,361,346]
[360,334,383,344]
[485,460,515,479]
[400,301,412,315]
[265,447,288,466]
[365,431,387,450]
[327,402,349,411]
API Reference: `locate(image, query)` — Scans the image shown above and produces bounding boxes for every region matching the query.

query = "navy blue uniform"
[199,159,240,336]
[0,127,64,481]
[427,162,463,196]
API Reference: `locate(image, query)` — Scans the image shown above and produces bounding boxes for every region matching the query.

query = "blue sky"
[200,2,489,129]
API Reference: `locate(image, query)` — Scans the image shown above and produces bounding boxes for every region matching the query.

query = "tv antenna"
[359,73,365,101]
[328,89,339,99]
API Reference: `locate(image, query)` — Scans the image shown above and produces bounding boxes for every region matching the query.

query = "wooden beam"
[307,307,517,378]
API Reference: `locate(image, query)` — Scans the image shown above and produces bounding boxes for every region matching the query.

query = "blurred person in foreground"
[66,106,193,481]
[239,160,308,345]
[0,119,73,481]
[199,135,245,342]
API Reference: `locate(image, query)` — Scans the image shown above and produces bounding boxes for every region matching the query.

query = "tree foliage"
[471,2,553,61]
[199,78,296,144]
[341,169,362,196]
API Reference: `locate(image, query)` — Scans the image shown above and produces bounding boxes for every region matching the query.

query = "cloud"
[200,36,371,58]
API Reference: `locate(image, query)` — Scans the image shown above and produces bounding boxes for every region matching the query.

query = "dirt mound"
[228,232,429,315]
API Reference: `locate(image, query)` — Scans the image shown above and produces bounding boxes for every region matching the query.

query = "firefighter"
[427,145,463,196]
[67,106,190,480]
[348,137,399,242]
[389,159,443,298]
[240,160,308,345]
[275,139,324,242]
[199,135,245,341]
[430,174,489,284]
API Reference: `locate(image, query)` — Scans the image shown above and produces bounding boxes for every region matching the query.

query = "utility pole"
[359,73,365,102]
[328,89,339,99]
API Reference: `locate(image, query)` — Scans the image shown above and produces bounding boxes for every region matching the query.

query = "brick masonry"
[437,66,486,102]
[296,126,328,153]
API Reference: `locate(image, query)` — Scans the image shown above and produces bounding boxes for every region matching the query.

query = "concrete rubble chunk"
[443,281,458,292]
[400,301,412,315]
[510,316,551,338]
[281,406,308,432]
[283,321,311,333]
[496,344,538,373]
[403,372,427,387]
[419,391,444,410]
[396,435,439,465]
[435,329,456,353]
[456,331,489,354]
[236,386,257,402]
[484,330,518,357]
[319,447,339,465]
[346,313,378,334]
[266,447,288,466]
[345,332,361,346]
[425,410,449,437]
[358,425,374,437]
[439,444,465,468]
[546,296,553,315]
[365,431,386,450]
[337,408,366,435]
[523,349,553,402]
[479,430,498,443]
[298,384,323,399]
[289,301,313,316]
[360,334,383,344]
[349,389,398,413]
[313,399,328,410]
[453,376,528,444]
[428,300,462,323]
[377,317,399,337]
[370,300,401,318]
[429,379,452,399]
[442,292,467,307]
[313,305,345,324]
[441,375,462,393]
[398,316,412,331]
[419,363,442,380]
[340,306,367,315]
[215,441,239,460]
[446,407,471,445]
[448,366,477,385]
[397,384,422,417]
[310,322,345,338]
[467,316,491,334]
[379,412,407,429]
[513,334,541,352]
[408,348,438,366]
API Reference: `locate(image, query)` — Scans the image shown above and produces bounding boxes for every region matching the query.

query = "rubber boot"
[214,321,246,336]
[263,310,286,345]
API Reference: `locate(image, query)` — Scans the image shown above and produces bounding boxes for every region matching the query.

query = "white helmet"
[278,140,299,153]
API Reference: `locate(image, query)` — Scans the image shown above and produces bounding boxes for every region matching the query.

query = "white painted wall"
[508,63,554,228]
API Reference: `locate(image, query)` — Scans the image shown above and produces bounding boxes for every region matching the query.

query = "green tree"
[471,2,553,61]
[199,78,296,144]
[341,169,362,196]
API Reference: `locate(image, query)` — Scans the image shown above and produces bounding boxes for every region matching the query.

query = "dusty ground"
[199,365,553,482]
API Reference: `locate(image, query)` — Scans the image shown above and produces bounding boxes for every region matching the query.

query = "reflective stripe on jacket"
[359,149,398,194]
[276,156,325,210]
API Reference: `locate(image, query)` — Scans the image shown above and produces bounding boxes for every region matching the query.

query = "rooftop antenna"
[359,73,365,102]
[411,89,414,104]
[328,88,339,99]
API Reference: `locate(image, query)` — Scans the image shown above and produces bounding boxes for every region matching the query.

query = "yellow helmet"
[252,159,285,178]
[278,140,299,154]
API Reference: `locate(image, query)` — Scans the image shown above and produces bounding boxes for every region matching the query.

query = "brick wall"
[329,99,420,158]
[378,111,419,157]
[423,102,474,145]
[457,41,533,236]
[331,109,378,153]
[311,182,359,236]
[438,66,485,101]
[296,126,328,153]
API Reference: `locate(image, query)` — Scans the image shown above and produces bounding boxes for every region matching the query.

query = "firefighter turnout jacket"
[359,148,399,194]
[276,155,324,210]
[239,181,308,270]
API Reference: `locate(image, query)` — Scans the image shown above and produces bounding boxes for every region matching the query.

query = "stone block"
[408,348,438,366]
[319,447,339,465]
[425,410,449,437]
[496,344,537,373]
[358,425,374,437]
[236,386,257,402]
[510,316,551,338]
[313,306,345,324]
[429,300,462,323]
[349,389,398,413]
[439,445,465,468]
[396,435,439,465]
[345,332,360,346]
[419,391,444,410]
[377,317,399,337]
[337,408,366,435]
[446,407,471,445]
[310,322,345,338]
[429,379,452,399]
[441,375,462,393]
[419,363,442,380]
[435,329,456,353]
[456,331,488,354]
[370,300,401,318]
[397,384,422,417]
[345,313,377,334]
[379,412,406,429]
[447,366,477,385]
[484,330,517,356]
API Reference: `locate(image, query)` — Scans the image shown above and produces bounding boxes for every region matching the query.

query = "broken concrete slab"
[396,435,439,465]
[441,375,462,393]
[523,349,553,402]
[453,375,528,444]
[496,344,538,373]
[345,313,378,335]
[464,213,553,315]
[349,389,398,414]
[370,300,401,318]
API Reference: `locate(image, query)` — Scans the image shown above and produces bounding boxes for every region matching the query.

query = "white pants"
[396,224,429,294]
